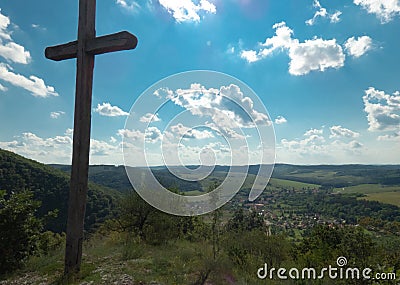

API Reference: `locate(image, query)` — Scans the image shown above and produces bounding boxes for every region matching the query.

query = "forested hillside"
[0,149,120,232]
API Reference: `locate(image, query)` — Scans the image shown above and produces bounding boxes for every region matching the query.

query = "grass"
[268,178,319,190]
[333,184,400,194]
[333,184,400,206]
[0,232,238,285]
[361,191,400,207]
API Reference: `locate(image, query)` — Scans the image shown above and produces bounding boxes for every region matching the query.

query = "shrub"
[0,190,43,274]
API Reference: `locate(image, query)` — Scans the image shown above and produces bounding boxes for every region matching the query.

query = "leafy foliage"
[0,190,42,274]
[0,149,120,232]
[113,191,206,245]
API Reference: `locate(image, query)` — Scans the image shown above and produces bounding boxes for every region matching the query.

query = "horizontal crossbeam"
[45,31,138,61]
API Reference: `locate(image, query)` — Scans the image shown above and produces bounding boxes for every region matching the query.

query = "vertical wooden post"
[44,0,137,275]
[64,0,95,275]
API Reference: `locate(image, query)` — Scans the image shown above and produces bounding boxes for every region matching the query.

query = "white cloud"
[306,0,342,25]
[0,10,31,64]
[158,0,216,22]
[164,83,271,129]
[241,22,296,63]
[119,126,163,144]
[50,111,65,119]
[329,125,360,138]
[140,113,161,123]
[304,128,324,136]
[65,128,74,136]
[144,127,163,143]
[90,138,118,156]
[240,22,345,75]
[240,50,259,63]
[344,36,372,58]
[0,41,31,64]
[377,132,400,141]
[169,123,215,140]
[116,0,141,12]
[260,22,297,56]
[0,131,72,164]
[330,11,342,23]
[31,23,46,31]
[278,127,365,164]
[0,63,58,97]
[349,140,363,148]
[153,87,174,98]
[354,0,400,23]
[0,83,7,91]
[0,11,57,98]
[362,87,400,131]
[94,102,129,117]
[0,129,125,164]
[274,116,287,124]
[0,10,12,41]
[289,38,345,76]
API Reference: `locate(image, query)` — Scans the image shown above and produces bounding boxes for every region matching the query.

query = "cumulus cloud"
[354,0,400,23]
[145,126,163,143]
[0,11,11,41]
[0,10,31,64]
[0,129,125,164]
[164,83,271,128]
[0,11,58,98]
[259,22,297,56]
[279,127,364,163]
[153,87,174,98]
[0,83,7,92]
[344,36,372,58]
[306,0,342,25]
[241,22,296,62]
[0,131,72,163]
[0,42,31,64]
[119,127,163,144]
[0,63,58,97]
[274,116,287,124]
[240,22,346,75]
[50,111,65,119]
[304,128,324,136]
[158,0,216,22]
[90,138,118,156]
[377,132,400,141]
[329,125,360,138]
[289,38,345,75]
[140,113,161,123]
[240,50,259,63]
[362,87,400,131]
[94,102,129,117]
[116,0,141,12]
[169,123,214,140]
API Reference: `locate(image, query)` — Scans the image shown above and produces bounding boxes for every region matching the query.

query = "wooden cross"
[45,0,137,275]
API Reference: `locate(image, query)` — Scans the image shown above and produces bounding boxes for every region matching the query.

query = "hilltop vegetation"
[0,149,120,232]
[1,149,399,283]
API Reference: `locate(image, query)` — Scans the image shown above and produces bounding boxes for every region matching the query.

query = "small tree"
[0,190,43,274]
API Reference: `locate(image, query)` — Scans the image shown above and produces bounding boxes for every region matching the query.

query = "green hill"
[0,149,120,233]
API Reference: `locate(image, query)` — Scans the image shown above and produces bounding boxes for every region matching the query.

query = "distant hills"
[0,149,120,233]
[50,163,400,193]
[1,147,399,233]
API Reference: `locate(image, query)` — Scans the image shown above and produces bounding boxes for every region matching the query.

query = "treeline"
[0,149,120,232]
[106,192,399,284]
[277,191,400,224]
[1,189,399,284]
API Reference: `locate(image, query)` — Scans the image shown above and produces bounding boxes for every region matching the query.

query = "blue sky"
[0,0,399,165]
